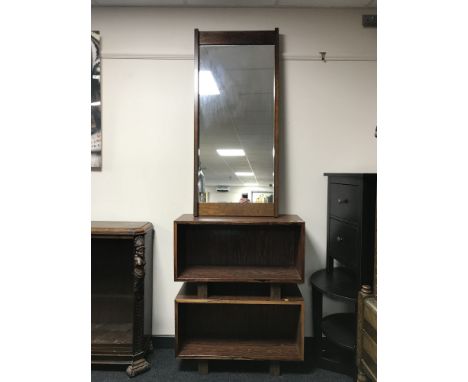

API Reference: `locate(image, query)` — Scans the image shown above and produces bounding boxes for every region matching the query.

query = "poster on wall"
[91,31,102,170]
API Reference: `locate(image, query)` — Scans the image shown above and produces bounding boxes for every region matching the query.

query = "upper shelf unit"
[174,214,305,283]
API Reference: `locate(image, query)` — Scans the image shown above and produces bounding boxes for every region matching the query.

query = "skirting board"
[152,335,176,349]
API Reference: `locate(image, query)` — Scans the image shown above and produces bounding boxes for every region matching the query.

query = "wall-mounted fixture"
[362,15,377,28]
[320,51,327,62]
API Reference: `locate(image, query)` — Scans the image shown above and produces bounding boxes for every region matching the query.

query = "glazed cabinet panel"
[91,221,154,377]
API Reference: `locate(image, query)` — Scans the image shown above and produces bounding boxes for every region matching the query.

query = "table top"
[91,221,153,236]
[310,268,358,302]
[175,214,304,224]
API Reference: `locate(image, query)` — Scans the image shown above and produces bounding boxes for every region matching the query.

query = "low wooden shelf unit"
[174,214,305,375]
[175,283,304,362]
[174,214,305,283]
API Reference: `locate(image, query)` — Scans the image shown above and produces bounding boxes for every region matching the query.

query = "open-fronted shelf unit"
[318,341,356,376]
[174,214,305,283]
[175,283,304,361]
[322,313,356,351]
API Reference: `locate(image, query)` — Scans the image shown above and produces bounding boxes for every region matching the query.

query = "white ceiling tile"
[92,0,185,6]
[277,0,370,7]
[92,0,376,6]
[187,0,276,6]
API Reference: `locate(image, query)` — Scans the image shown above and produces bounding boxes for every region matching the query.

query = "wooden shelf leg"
[270,284,281,300]
[198,360,209,375]
[197,283,208,298]
[269,361,281,376]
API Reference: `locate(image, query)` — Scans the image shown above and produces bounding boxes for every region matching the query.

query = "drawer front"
[329,183,360,223]
[328,218,359,270]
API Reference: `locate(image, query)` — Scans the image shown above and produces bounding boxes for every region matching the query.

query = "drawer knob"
[336,236,344,242]
[337,198,348,204]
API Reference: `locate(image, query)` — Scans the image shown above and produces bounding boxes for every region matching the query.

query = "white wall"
[91,7,376,337]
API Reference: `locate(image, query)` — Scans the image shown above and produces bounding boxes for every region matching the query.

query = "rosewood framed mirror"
[194,28,280,217]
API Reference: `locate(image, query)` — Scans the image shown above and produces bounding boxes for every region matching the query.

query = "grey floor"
[92,348,353,382]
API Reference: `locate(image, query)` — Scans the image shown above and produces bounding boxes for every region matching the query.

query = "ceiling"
[199,45,274,187]
[92,0,377,8]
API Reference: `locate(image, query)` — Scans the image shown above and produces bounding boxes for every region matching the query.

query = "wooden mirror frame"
[193,28,280,217]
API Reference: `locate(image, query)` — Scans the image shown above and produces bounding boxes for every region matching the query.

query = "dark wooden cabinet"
[325,173,377,286]
[311,173,376,376]
[91,221,154,377]
[174,214,305,375]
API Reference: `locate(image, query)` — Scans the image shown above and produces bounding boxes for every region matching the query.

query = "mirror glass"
[198,45,275,204]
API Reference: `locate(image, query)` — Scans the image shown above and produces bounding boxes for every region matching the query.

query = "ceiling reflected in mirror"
[198,44,275,195]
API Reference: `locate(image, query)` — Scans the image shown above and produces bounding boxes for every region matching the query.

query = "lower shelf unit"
[175,283,304,362]
[322,313,356,352]
[310,269,357,377]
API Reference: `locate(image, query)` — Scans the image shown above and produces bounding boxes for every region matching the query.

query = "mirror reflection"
[198,45,275,204]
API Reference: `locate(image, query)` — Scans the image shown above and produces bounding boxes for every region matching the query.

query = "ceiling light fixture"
[217,149,245,157]
[199,70,220,96]
[235,172,255,177]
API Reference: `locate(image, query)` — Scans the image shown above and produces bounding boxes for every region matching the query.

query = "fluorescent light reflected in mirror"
[217,149,245,157]
[199,70,220,96]
[235,172,255,177]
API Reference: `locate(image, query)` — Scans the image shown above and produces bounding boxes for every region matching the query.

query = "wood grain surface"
[91,221,153,236]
